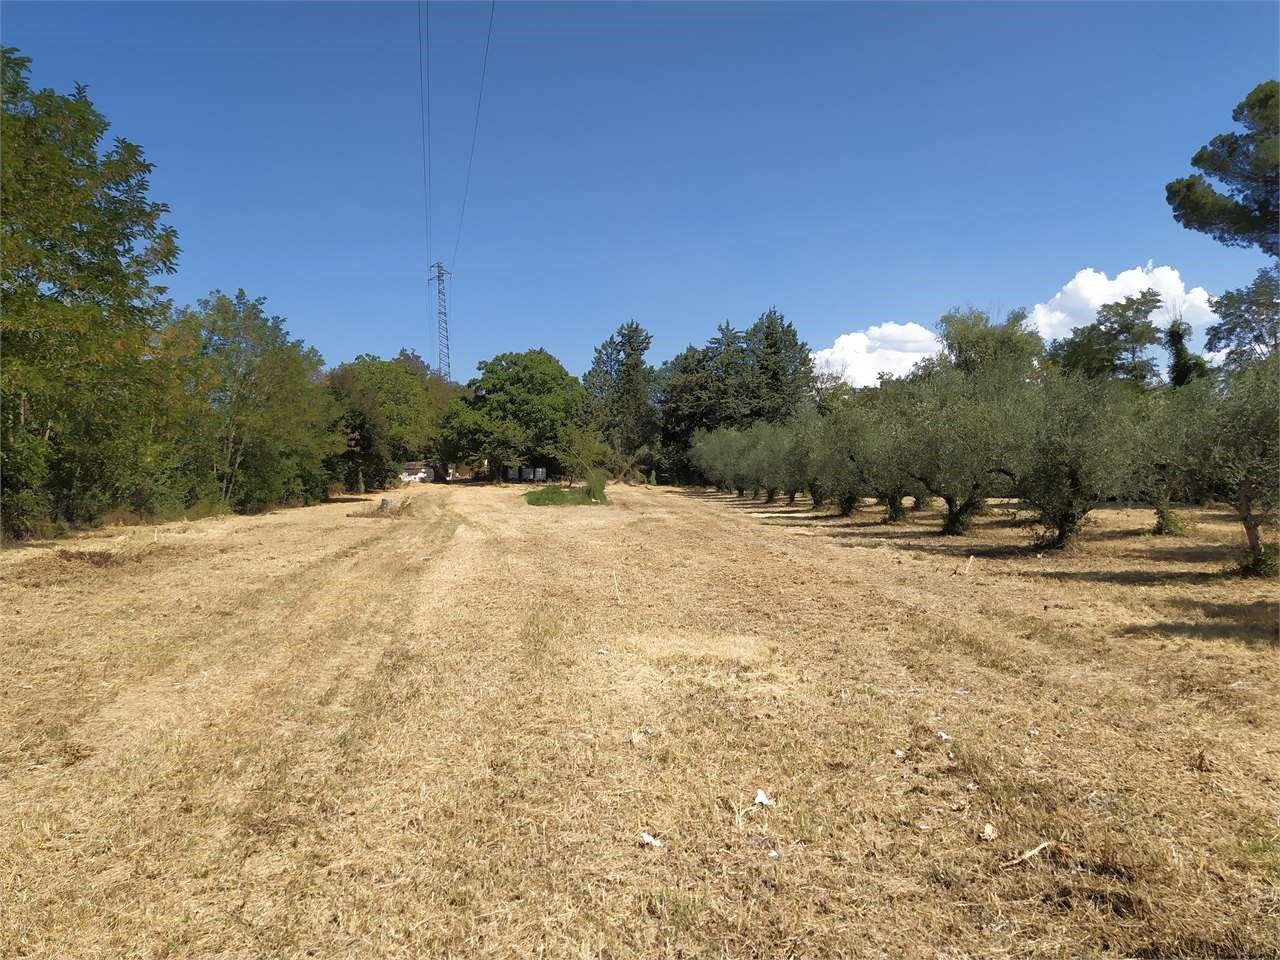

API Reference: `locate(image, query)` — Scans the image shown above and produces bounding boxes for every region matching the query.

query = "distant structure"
[399,461,433,484]
[429,261,451,381]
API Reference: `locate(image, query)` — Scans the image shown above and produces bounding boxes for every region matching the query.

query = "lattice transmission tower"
[429,261,451,381]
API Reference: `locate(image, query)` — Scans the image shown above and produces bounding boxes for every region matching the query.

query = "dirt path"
[1,485,1276,959]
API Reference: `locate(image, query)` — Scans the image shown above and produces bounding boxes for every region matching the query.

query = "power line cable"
[415,0,432,265]
[451,0,496,269]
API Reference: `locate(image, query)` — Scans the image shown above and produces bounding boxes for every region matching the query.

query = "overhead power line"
[412,0,496,379]
[450,0,496,270]
[415,0,432,265]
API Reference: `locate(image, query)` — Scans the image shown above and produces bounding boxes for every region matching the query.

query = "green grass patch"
[524,485,605,507]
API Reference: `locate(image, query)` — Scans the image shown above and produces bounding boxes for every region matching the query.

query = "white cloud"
[1028,262,1216,342]
[815,263,1219,387]
[812,321,940,387]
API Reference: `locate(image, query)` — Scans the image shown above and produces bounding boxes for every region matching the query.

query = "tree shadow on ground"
[677,488,842,519]
[822,528,1044,561]
[673,489,737,502]
[762,522,855,534]
[1120,599,1278,648]
[732,503,824,515]
[1070,525,1151,543]
[1111,541,1243,565]
[679,487,1262,580]
[1020,568,1223,586]
[758,513,852,527]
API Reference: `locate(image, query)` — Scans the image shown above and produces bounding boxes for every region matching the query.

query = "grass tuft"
[1236,544,1278,578]
[10,544,185,586]
[347,497,414,519]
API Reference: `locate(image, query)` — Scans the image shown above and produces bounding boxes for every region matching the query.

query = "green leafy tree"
[700,416,831,508]
[556,422,613,488]
[359,349,457,460]
[858,379,922,522]
[1206,265,1279,371]
[326,350,460,490]
[706,322,755,427]
[442,349,587,478]
[690,427,754,497]
[1,47,180,536]
[779,404,824,504]
[1163,317,1210,387]
[903,369,1023,534]
[327,365,392,493]
[744,308,815,423]
[655,345,717,482]
[935,307,1043,378]
[166,290,341,511]
[584,321,659,476]
[811,400,868,517]
[900,311,1037,534]
[1013,375,1139,548]
[656,311,813,482]
[1166,80,1279,257]
[1204,354,1279,575]
[1136,380,1214,535]
[738,421,790,502]
[1046,289,1163,385]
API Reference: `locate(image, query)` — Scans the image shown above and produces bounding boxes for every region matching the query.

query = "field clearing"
[1,484,1277,959]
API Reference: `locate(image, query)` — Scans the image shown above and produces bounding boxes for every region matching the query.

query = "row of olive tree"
[691,314,1277,574]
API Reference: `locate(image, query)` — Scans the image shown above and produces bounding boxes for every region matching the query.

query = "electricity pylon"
[429,261,451,381]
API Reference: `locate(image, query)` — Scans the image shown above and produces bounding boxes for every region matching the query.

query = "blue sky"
[4,1,1276,382]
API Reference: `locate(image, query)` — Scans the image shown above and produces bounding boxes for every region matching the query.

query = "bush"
[525,483,603,507]
[1152,507,1190,536]
[585,468,609,503]
[1238,544,1278,578]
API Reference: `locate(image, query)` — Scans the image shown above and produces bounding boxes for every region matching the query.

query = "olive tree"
[691,427,746,495]
[1014,374,1139,548]
[812,401,867,516]
[740,421,790,502]
[903,369,1023,534]
[1204,355,1279,575]
[780,405,823,504]
[859,380,920,522]
[1135,380,1214,535]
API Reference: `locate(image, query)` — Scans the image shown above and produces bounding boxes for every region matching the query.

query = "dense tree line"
[1,49,458,537]
[440,348,588,479]
[330,349,461,493]
[3,43,1275,578]
[436,308,816,485]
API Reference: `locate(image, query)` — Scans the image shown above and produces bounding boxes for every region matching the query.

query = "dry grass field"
[2,484,1277,959]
